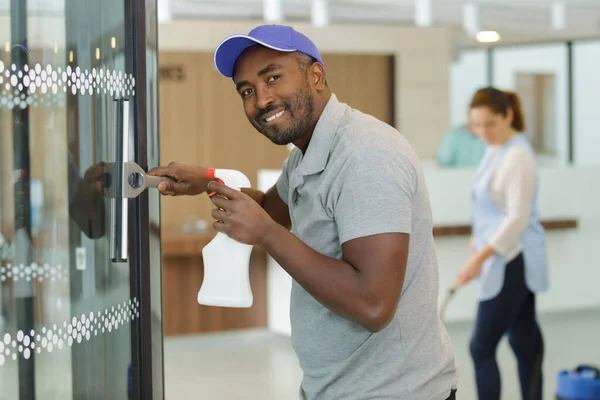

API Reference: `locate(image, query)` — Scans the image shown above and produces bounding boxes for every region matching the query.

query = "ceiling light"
[551,1,567,30]
[462,3,480,36]
[311,0,330,27]
[158,0,172,24]
[415,0,432,27]
[476,31,500,43]
[263,0,283,23]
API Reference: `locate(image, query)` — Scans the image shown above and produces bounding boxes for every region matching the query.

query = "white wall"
[449,49,488,127]
[492,44,569,164]
[259,165,600,334]
[572,40,600,166]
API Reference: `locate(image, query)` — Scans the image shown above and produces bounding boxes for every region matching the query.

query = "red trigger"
[207,168,224,197]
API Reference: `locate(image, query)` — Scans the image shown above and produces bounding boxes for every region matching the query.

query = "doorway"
[0,0,164,398]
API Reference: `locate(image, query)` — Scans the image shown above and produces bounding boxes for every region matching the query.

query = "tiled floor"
[164,308,600,400]
[1,308,597,399]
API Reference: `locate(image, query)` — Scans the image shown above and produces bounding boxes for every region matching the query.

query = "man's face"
[233,46,315,146]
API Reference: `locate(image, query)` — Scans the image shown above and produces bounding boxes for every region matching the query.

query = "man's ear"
[310,63,326,90]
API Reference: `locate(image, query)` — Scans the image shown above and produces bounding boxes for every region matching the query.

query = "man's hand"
[83,162,106,193]
[208,181,276,246]
[147,162,214,196]
[70,162,106,239]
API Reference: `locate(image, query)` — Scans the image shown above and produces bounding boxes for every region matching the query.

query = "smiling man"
[149,24,458,400]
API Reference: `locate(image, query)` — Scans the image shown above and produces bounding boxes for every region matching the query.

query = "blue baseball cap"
[214,24,325,79]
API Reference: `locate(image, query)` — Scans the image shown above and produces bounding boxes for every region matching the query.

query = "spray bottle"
[198,168,254,308]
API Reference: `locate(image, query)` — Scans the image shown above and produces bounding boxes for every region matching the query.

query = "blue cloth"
[469,254,544,400]
[436,125,486,168]
[472,134,549,301]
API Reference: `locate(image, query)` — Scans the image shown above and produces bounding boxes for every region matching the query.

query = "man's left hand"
[208,181,275,246]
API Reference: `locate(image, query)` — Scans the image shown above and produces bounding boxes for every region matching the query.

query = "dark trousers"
[446,388,457,399]
[469,254,544,400]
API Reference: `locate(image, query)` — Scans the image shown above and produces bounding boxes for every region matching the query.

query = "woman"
[456,87,549,400]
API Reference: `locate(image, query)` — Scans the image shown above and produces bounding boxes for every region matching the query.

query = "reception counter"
[161,229,268,336]
[258,163,597,335]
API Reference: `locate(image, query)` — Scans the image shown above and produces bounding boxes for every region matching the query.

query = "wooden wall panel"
[321,54,394,127]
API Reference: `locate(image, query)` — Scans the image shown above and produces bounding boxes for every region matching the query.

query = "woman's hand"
[470,236,477,255]
[456,245,497,288]
[456,254,483,288]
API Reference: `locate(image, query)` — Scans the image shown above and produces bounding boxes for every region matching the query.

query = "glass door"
[0,0,164,398]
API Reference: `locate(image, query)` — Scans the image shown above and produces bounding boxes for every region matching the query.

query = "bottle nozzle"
[209,169,251,191]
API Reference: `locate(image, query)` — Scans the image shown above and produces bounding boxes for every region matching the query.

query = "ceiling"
[0,0,598,47]
[167,0,600,46]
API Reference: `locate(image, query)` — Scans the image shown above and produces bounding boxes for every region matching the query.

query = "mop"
[439,286,457,323]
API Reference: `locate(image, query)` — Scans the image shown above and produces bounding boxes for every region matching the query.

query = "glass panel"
[449,49,489,127]
[492,43,569,166]
[572,40,600,166]
[0,0,162,398]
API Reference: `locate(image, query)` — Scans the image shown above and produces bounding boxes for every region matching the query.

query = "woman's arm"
[457,148,537,287]
[486,147,537,256]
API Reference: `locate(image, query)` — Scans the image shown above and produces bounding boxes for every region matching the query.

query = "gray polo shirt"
[276,94,458,400]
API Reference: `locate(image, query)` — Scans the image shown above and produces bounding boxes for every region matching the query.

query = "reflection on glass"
[0,0,147,398]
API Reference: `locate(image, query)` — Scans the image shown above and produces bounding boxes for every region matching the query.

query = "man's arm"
[261,225,408,332]
[148,162,291,228]
[260,149,414,332]
[258,185,291,229]
[208,148,415,333]
[69,162,106,239]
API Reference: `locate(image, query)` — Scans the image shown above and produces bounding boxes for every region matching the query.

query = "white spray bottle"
[198,168,254,308]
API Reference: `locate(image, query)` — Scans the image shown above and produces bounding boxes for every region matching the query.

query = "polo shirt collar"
[296,93,347,176]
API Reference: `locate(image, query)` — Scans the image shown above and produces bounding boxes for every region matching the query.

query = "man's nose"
[255,86,275,110]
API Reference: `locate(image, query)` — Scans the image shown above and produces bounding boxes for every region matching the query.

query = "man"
[149,24,458,400]
[436,124,486,168]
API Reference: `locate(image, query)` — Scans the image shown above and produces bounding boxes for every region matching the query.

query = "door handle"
[121,162,174,198]
[109,98,130,263]
[107,100,173,262]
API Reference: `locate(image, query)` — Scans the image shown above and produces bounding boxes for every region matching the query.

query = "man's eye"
[268,75,280,83]
[242,88,253,97]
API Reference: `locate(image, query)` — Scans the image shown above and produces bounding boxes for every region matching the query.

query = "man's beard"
[251,83,314,146]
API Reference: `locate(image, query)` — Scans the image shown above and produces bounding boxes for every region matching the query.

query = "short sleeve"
[334,147,417,244]
[275,155,291,205]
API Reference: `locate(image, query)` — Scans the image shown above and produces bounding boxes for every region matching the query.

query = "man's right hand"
[147,162,214,196]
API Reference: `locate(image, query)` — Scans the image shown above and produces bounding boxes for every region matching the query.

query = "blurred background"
[1,0,600,399]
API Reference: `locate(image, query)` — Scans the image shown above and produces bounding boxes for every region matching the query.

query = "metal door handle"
[108,99,173,262]
[110,99,130,263]
[122,162,174,198]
